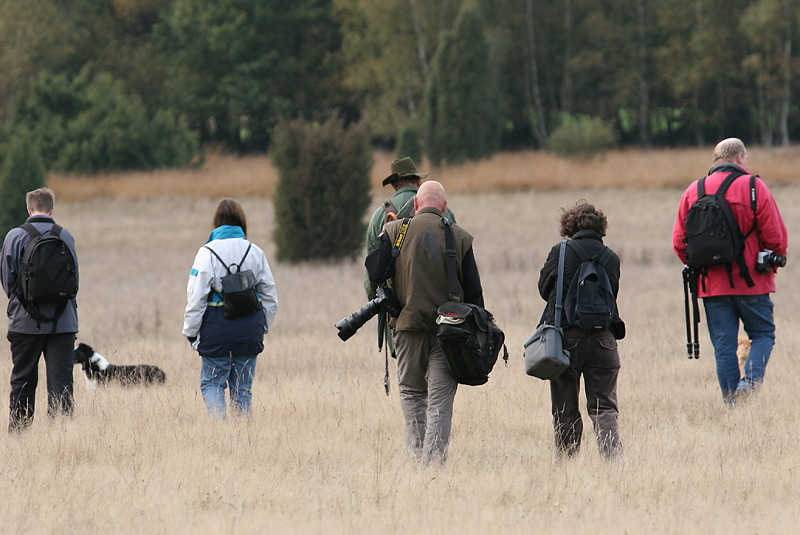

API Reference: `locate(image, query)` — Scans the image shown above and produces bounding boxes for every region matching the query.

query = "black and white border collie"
[73,342,166,387]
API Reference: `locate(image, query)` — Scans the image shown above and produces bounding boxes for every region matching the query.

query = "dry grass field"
[2,149,800,534]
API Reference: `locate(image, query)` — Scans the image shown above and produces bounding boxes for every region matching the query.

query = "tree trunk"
[525,0,548,148]
[636,0,650,149]
[757,82,773,147]
[561,0,573,115]
[5,0,25,124]
[692,87,704,147]
[778,0,792,146]
[409,0,430,85]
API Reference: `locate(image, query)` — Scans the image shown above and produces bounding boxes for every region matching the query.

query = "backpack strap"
[234,243,252,273]
[203,245,232,275]
[442,218,461,302]
[566,238,611,266]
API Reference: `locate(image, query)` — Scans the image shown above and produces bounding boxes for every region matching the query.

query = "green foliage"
[425,8,502,165]
[0,132,46,237]
[15,69,198,173]
[395,122,423,165]
[548,115,619,159]
[271,115,372,262]
[164,0,348,152]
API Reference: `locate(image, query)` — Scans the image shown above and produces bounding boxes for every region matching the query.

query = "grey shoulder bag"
[524,238,571,380]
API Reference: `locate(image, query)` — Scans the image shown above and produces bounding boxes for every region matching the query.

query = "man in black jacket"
[538,201,625,458]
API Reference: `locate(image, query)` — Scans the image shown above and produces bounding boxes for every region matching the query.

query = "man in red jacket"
[673,138,788,403]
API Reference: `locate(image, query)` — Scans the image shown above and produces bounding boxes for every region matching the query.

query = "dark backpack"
[14,223,78,328]
[683,171,756,287]
[564,240,616,331]
[204,244,262,319]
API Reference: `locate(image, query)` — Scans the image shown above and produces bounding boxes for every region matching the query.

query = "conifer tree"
[0,132,46,237]
[425,8,502,165]
[271,115,372,262]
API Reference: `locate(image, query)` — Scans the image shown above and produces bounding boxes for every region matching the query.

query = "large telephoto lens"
[335,297,383,341]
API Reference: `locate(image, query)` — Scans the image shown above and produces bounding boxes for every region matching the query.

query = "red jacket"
[672,163,788,297]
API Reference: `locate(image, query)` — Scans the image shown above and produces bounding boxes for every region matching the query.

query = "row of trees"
[1,0,799,173]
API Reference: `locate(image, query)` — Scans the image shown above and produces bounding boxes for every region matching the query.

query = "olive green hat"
[382,156,429,186]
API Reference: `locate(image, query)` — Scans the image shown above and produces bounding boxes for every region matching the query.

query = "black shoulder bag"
[435,218,507,386]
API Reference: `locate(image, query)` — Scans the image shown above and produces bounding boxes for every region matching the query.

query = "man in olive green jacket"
[366,181,483,464]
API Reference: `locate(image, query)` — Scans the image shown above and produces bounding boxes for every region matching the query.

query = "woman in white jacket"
[183,199,278,419]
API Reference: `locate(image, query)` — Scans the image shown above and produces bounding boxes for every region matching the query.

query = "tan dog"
[737,337,751,373]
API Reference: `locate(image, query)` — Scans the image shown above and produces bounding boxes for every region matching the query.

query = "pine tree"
[425,8,502,165]
[0,132,47,238]
[271,115,372,262]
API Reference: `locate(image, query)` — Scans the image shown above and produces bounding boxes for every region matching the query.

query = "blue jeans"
[200,355,256,420]
[703,294,775,399]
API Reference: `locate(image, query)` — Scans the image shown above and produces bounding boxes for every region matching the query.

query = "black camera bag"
[436,219,507,385]
[204,243,261,319]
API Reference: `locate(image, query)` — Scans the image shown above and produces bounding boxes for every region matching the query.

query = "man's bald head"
[414,181,447,214]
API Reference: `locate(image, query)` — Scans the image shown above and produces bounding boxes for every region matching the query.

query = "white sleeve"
[182,248,213,338]
[256,252,278,333]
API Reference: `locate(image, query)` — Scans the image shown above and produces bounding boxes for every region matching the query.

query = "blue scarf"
[207,225,245,243]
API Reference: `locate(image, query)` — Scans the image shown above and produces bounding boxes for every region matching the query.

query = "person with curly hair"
[537,200,625,458]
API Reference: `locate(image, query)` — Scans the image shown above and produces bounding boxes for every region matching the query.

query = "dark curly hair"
[559,200,607,238]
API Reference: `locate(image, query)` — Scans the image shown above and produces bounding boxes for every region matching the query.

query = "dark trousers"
[8,331,76,432]
[550,328,622,458]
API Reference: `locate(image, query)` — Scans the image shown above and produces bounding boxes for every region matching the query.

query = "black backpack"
[204,243,262,319]
[683,171,756,287]
[14,223,78,328]
[564,240,616,330]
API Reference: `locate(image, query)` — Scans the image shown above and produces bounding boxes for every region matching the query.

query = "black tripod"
[682,266,701,359]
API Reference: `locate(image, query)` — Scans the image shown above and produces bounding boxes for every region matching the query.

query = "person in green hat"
[363,157,455,299]
[362,157,456,379]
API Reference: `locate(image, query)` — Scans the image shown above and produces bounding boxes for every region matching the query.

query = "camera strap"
[392,217,411,257]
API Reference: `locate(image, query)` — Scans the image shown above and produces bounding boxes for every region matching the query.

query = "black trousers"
[549,328,622,457]
[8,331,76,431]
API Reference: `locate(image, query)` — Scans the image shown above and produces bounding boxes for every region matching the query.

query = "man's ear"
[413,196,419,213]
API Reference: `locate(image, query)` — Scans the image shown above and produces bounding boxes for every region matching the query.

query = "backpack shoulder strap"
[714,170,745,198]
[442,218,461,302]
[596,246,614,266]
[697,177,706,197]
[565,239,590,262]
[19,223,41,239]
[235,243,252,272]
[203,245,232,274]
[396,196,415,219]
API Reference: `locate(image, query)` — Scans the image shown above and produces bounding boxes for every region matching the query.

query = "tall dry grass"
[47,145,800,203]
[1,159,800,533]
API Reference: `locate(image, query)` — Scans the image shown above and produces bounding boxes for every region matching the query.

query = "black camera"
[335,284,401,341]
[756,249,787,273]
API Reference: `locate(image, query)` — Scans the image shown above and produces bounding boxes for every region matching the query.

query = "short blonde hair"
[713,138,746,164]
[26,187,55,213]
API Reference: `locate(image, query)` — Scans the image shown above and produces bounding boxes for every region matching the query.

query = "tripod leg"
[683,271,693,359]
